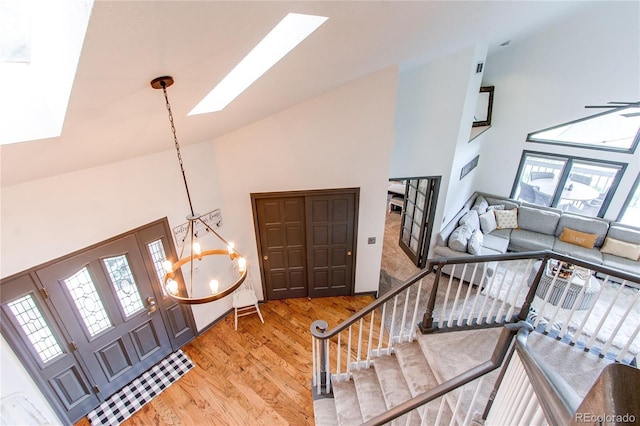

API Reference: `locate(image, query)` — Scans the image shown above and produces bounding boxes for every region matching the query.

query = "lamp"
[151,76,247,304]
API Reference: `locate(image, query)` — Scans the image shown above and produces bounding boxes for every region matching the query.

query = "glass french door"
[399,176,441,268]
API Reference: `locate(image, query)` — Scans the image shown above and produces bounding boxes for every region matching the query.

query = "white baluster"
[448,264,467,327]
[366,311,375,367]
[409,279,423,342]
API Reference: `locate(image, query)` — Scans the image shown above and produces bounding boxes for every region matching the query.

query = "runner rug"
[87,349,194,426]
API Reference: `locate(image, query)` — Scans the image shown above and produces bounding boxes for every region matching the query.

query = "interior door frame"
[251,188,359,300]
[0,218,197,424]
[392,176,441,268]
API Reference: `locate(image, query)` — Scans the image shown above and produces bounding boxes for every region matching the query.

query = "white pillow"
[448,225,473,252]
[468,229,484,255]
[479,211,497,234]
[494,208,518,229]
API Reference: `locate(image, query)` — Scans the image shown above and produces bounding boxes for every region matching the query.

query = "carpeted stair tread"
[528,332,613,399]
[394,341,453,425]
[394,341,439,395]
[372,355,421,426]
[417,327,502,383]
[312,397,338,426]
[352,367,388,422]
[417,327,503,424]
[332,379,364,426]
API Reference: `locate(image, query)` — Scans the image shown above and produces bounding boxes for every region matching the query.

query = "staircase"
[314,326,613,425]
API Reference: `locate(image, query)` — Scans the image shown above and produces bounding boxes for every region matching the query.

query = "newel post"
[419,262,443,333]
[310,320,329,396]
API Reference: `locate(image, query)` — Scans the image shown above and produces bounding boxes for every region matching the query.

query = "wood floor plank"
[75,295,375,426]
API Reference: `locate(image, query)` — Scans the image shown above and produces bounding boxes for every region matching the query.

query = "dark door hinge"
[69,341,77,351]
[40,287,49,299]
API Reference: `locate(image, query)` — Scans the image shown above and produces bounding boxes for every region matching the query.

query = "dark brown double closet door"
[254,189,358,300]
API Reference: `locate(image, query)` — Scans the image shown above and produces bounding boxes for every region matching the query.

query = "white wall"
[391,44,487,247]
[213,67,399,295]
[477,1,640,219]
[0,67,398,421]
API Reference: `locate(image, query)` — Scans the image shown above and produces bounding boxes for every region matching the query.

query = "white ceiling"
[0,0,591,187]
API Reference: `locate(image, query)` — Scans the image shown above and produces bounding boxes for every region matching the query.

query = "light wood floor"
[75,295,375,426]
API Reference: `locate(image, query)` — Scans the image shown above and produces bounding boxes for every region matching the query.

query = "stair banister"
[513,321,581,425]
[360,321,532,426]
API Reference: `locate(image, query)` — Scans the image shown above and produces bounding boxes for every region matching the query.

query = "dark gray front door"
[35,234,172,400]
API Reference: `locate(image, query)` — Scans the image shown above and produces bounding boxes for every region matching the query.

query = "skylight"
[0,0,93,146]
[527,105,640,153]
[189,13,328,116]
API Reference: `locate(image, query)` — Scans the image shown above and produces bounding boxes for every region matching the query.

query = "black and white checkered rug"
[87,349,194,426]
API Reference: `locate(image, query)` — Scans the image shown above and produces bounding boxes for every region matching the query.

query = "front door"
[35,234,172,400]
[253,189,358,300]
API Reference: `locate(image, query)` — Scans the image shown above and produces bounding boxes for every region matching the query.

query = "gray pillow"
[448,225,473,252]
[458,209,480,231]
[479,211,497,234]
[487,204,505,211]
[555,214,609,247]
[517,205,560,235]
[471,195,489,215]
[468,229,484,255]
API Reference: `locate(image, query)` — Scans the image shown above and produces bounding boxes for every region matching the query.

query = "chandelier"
[151,76,247,304]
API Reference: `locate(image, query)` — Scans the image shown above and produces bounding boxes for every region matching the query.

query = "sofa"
[433,192,640,281]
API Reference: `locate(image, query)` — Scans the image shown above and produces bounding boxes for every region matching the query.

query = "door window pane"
[103,255,144,317]
[512,152,624,218]
[514,154,566,207]
[147,239,169,296]
[64,267,112,336]
[619,175,640,227]
[558,161,622,216]
[8,294,63,363]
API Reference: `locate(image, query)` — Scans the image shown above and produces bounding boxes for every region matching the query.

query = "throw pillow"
[559,227,598,249]
[458,209,480,231]
[487,204,505,211]
[468,229,484,255]
[601,237,640,261]
[471,195,489,214]
[448,225,473,252]
[494,208,518,229]
[479,211,497,234]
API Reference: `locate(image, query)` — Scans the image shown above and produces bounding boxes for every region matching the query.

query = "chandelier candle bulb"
[162,260,173,273]
[238,257,247,273]
[227,242,235,257]
[209,280,219,294]
[166,279,179,295]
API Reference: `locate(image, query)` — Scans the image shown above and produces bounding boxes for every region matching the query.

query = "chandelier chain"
[160,81,195,217]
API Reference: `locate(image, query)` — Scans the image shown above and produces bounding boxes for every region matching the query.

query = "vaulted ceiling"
[1,0,591,187]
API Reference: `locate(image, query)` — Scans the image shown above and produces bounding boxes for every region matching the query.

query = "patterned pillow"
[494,208,518,229]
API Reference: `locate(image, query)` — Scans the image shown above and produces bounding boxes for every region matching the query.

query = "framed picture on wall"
[460,155,479,180]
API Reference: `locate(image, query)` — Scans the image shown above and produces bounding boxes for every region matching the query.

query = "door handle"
[147,296,157,315]
[263,255,269,261]
[347,251,352,256]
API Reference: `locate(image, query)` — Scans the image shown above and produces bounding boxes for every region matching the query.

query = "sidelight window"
[8,294,63,363]
[147,239,169,296]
